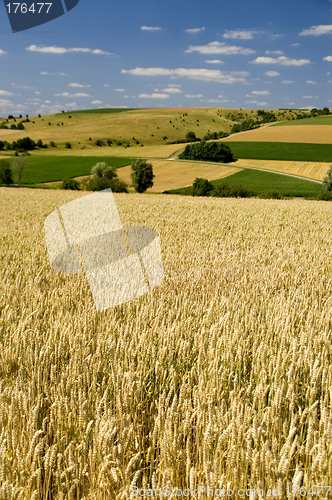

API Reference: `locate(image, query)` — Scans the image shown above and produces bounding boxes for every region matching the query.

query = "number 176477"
[6,3,52,14]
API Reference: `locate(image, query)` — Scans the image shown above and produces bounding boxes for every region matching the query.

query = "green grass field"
[273,115,332,126]
[166,169,323,198]
[227,142,332,162]
[6,156,133,184]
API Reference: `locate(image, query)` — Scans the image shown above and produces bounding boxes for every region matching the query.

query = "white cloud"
[223,29,257,39]
[199,98,227,103]
[162,87,182,93]
[122,67,249,83]
[251,56,310,66]
[139,93,169,99]
[54,92,90,97]
[205,59,224,64]
[140,26,161,31]
[323,56,332,62]
[185,41,255,55]
[282,80,295,84]
[302,95,313,98]
[69,83,90,88]
[264,71,279,76]
[265,50,283,55]
[288,102,295,105]
[0,90,14,96]
[185,94,203,98]
[103,84,110,87]
[184,27,205,34]
[251,90,271,95]
[246,100,268,105]
[114,88,125,92]
[35,91,41,95]
[306,80,317,84]
[291,43,300,46]
[40,71,69,75]
[91,100,102,105]
[27,45,111,55]
[0,99,26,114]
[300,25,332,36]
[0,50,7,55]
[44,100,51,103]
[12,83,34,89]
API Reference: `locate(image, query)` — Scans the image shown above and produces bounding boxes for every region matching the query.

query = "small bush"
[259,189,283,199]
[317,190,332,201]
[49,141,56,147]
[95,139,104,147]
[211,182,253,198]
[86,177,128,193]
[0,159,13,185]
[192,178,214,197]
[61,178,80,190]
[65,142,71,149]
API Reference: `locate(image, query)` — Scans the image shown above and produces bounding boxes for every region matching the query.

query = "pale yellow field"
[234,159,330,181]
[117,160,241,192]
[223,125,332,144]
[1,188,332,497]
[26,143,185,159]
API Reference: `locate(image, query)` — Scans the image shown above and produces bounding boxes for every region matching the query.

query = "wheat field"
[1,188,332,499]
[223,125,332,144]
[233,159,330,181]
[117,160,241,192]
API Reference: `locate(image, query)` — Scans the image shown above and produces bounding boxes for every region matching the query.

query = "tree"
[192,178,213,196]
[61,178,80,190]
[16,122,25,130]
[12,153,29,187]
[185,131,198,142]
[130,159,154,193]
[65,142,71,149]
[323,164,332,191]
[0,159,13,185]
[87,162,128,192]
[179,141,234,163]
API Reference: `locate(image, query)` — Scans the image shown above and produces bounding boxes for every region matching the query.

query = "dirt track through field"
[223,125,332,144]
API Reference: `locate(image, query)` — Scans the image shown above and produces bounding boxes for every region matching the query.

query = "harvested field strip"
[117,160,241,192]
[234,159,330,181]
[223,125,332,144]
[29,143,185,159]
[225,142,332,162]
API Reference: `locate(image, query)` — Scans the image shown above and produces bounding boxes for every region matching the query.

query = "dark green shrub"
[65,142,71,149]
[0,159,13,185]
[61,178,81,190]
[95,139,104,146]
[87,177,128,192]
[49,141,56,147]
[179,141,234,163]
[317,190,332,201]
[211,182,252,198]
[16,122,25,130]
[192,178,213,196]
[259,190,283,199]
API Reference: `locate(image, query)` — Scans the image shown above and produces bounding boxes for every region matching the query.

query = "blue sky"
[1,0,332,115]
